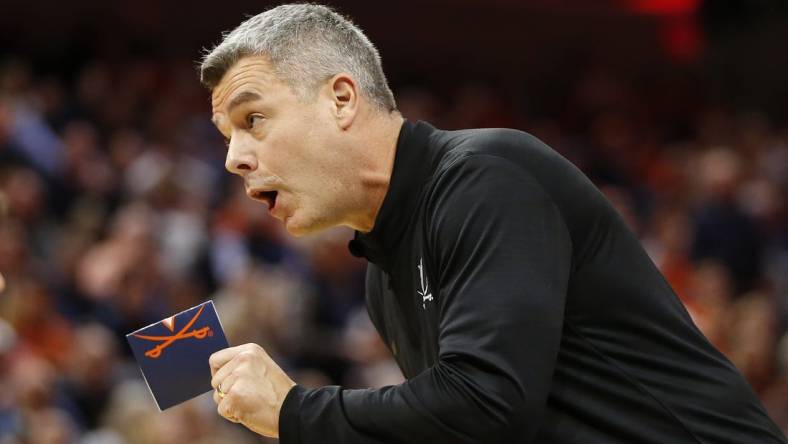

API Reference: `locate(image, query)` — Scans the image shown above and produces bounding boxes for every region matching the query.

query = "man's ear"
[329,73,358,129]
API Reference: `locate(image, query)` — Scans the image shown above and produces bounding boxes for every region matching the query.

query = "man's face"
[211,56,349,237]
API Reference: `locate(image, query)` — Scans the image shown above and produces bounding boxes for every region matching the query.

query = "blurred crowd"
[0,53,785,444]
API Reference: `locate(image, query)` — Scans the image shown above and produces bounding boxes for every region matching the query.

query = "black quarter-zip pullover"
[279,120,785,443]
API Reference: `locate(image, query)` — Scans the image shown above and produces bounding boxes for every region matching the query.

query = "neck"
[345,111,405,233]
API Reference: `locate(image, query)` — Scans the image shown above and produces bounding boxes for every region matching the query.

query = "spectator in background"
[692,147,763,293]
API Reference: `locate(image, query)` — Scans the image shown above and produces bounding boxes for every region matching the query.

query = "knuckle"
[242,343,263,356]
[220,398,234,414]
[232,380,246,394]
[226,391,238,403]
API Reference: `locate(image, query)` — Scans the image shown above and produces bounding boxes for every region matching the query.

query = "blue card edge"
[125,300,215,336]
[138,365,163,412]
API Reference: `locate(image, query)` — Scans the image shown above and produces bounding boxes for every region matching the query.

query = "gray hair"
[200,4,396,112]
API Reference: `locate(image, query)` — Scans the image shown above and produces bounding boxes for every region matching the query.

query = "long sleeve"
[280,154,572,443]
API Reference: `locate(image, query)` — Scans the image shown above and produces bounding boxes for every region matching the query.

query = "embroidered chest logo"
[417,257,433,309]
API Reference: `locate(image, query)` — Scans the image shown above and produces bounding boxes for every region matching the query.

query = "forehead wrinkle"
[211,57,278,111]
[213,71,274,112]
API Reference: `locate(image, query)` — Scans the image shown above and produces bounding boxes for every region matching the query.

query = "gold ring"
[217,388,226,399]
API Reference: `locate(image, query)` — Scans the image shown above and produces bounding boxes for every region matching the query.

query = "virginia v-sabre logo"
[126,300,229,410]
[417,257,433,309]
[133,304,213,359]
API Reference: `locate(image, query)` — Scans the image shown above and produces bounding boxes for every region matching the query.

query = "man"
[201,4,786,443]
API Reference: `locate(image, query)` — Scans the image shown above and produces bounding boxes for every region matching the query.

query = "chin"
[283,213,334,238]
[283,216,313,238]
[285,225,309,238]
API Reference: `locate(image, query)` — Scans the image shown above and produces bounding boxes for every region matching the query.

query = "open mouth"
[251,190,278,210]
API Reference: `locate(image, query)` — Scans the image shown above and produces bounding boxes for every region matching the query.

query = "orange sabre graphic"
[134,304,213,359]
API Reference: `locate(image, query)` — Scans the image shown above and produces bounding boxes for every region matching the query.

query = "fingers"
[215,376,245,425]
[209,343,267,376]
[216,368,241,396]
[209,345,245,376]
[211,356,241,391]
[212,388,222,404]
[209,343,281,430]
[217,395,242,424]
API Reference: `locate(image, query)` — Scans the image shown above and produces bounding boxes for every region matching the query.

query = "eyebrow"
[211,90,263,129]
[227,91,263,113]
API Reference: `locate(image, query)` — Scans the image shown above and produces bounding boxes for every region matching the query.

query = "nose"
[225,143,258,176]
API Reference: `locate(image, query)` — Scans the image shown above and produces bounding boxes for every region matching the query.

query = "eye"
[246,113,264,129]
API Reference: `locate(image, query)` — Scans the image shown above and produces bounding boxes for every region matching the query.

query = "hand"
[209,343,296,438]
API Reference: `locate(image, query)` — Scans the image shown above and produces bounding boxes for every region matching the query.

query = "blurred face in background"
[211,55,355,237]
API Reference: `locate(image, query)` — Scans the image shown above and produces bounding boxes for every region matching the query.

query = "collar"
[348,120,440,271]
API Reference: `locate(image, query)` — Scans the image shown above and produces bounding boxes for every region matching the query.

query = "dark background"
[3,0,788,118]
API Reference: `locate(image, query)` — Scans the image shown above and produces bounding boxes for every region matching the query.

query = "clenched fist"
[209,343,297,438]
